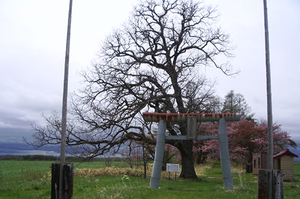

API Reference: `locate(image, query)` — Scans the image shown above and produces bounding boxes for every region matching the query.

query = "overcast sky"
[0,0,299,146]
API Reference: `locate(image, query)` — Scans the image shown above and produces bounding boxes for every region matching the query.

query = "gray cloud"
[0,0,299,156]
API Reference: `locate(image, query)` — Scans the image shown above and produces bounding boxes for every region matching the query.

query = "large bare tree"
[28,0,233,179]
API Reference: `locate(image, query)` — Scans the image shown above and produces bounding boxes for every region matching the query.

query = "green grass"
[0,160,299,199]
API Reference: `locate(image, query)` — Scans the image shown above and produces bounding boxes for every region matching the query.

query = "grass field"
[0,160,299,199]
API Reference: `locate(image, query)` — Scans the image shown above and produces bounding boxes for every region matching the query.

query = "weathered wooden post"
[258,169,283,199]
[52,163,74,199]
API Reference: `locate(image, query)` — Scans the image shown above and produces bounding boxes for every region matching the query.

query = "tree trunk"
[245,152,253,173]
[195,150,207,165]
[177,140,198,179]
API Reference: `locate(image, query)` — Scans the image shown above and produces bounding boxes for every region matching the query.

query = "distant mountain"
[1,140,300,162]
[0,142,60,156]
[288,138,300,162]
[289,147,300,162]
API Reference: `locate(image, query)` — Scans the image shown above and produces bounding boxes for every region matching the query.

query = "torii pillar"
[143,113,241,189]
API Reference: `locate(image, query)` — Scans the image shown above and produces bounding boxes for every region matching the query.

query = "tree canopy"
[75,0,233,178]
[29,0,236,179]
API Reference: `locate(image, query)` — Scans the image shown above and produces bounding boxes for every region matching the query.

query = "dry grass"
[231,163,246,174]
[75,167,145,177]
[75,164,180,180]
[74,161,219,180]
[194,160,214,176]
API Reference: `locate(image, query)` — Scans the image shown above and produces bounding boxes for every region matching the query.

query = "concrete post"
[150,120,166,189]
[218,118,234,189]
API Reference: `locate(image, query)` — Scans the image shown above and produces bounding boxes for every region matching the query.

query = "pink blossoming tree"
[194,119,297,173]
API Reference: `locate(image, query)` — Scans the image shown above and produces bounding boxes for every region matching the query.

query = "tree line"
[0,155,59,161]
[0,155,126,162]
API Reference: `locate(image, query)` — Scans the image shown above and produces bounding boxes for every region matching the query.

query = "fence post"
[52,163,74,199]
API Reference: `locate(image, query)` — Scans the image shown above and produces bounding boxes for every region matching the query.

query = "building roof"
[273,149,299,159]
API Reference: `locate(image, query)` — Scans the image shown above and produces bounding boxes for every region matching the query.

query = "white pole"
[263,0,273,198]
[263,0,273,172]
[59,0,73,198]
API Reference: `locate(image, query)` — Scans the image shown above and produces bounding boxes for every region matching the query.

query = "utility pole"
[59,0,73,198]
[263,0,273,172]
[263,0,274,198]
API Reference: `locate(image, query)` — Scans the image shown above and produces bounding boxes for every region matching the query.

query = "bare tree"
[28,0,233,179]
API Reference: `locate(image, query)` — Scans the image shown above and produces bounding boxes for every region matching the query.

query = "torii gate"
[143,112,242,189]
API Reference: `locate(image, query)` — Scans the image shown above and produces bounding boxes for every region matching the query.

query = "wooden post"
[258,169,283,199]
[52,163,74,199]
[258,170,269,199]
[272,170,283,199]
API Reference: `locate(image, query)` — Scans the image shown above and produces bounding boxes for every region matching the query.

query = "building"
[252,152,268,175]
[252,149,298,181]
[273,149,299,181]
